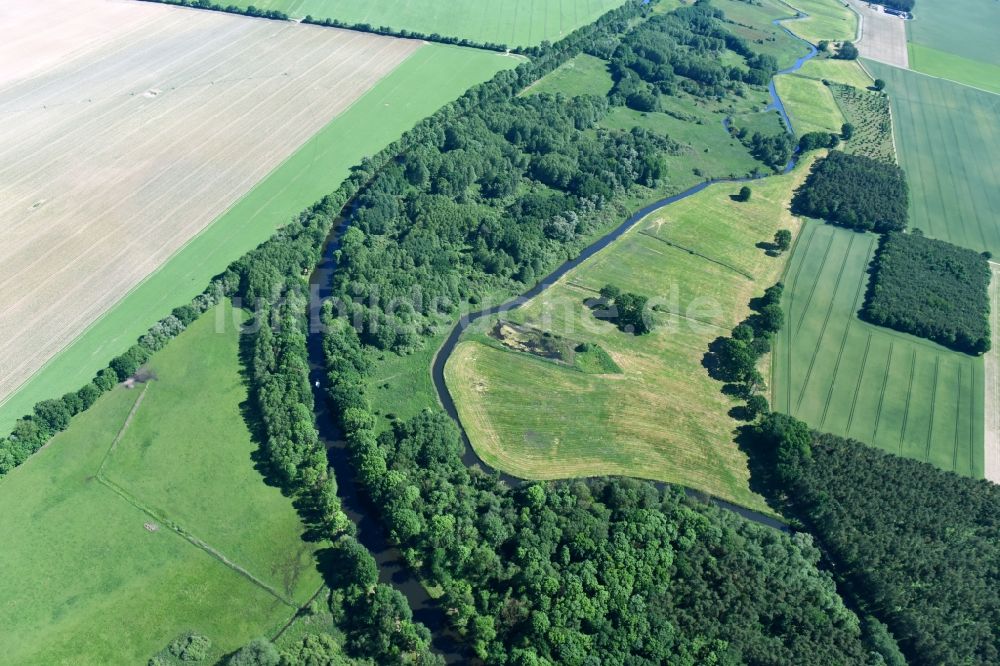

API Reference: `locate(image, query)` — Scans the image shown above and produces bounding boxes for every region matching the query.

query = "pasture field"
[0,40,516,433]
[713,0,813,69]
[0,0,419,413]
[774,74,845,135]
[0,302,318,663]
[772,221,984,477]
[907,0,1000,69]
[229,0,626,48]
[784,0,858,44]
[907,43,1000,95]
[795,57,872,88]
[524,54,614,98]
[864,61,1000,257]
[445,158,818,512]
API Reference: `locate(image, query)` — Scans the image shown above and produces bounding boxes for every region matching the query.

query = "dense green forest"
[862,232,991,353]
[749,420,999,666]
[791,151,908,232]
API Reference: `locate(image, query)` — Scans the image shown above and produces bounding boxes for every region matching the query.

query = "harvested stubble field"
[446,158,818,512]
[772,221,984,477]
[0,0,420,409]
[846,0,908,68]
[0,303,318,663]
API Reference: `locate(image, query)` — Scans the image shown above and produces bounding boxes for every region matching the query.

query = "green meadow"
[446,158,818,512]
[0,302,320,663]
[231,0,626,48]
[714,0,813,68]
[865,61,1000,257]
[795,57,872,88]
[774,74,845,136]
[772,221,984,477]
[783,0,857,44]
[0,44,517,433]
[524,53,614,98]
[907,43,1000,95]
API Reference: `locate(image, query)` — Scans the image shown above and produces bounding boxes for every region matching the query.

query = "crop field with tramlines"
[772,221,984,477]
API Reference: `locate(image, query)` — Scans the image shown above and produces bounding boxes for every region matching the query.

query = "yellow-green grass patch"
[783,0,858,44]
[446,157,818,511]
[524,53,614,98]
[796,57,872,88]
[773,221,984,476]
[774,74,845,136]
[0,302,318,663]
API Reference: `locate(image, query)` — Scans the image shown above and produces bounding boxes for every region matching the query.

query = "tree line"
[862,231,991,354]
[791,151,909,232]
[136,0,289,21]
[748,416,999,666]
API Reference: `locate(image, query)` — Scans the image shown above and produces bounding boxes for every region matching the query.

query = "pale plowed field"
[0,0,420,403]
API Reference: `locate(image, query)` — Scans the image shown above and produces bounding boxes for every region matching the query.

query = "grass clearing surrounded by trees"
[445,158,818,511]
[772,221,984,477]
[773,74,845,136]
[865,60,1000,256]
[523,53,614,98]
[0,302,318,663]
[228,0,627,48]
[0,44,517,434]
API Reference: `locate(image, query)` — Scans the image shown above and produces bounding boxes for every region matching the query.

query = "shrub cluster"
[791,151,908,232]
[862,232,991,354]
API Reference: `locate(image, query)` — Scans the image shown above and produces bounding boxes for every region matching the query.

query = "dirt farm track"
[0,0,420,405]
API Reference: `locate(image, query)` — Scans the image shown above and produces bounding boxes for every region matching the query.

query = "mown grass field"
[907,43,1000,95]
[231,0,626,48]
[864,61,1000,257]
[907,0,1000,69]
[784,0,857,44]
[445,158,818,512]
[772,221,984,477]
[0,302,318,663]
[774,74,845,136]
[524,53,614,98]
[796,57,872,88]
[0,44,517,433]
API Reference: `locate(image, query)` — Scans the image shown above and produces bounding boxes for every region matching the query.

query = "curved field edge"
[0,43,518,432]
[0,302,315,664]
[444,162,818,513]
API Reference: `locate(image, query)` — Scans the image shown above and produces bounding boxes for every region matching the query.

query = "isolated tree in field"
[873,78,886,91]
[774,229,792,253]
[841,122,855,140]
[818,40,830,52]
[737,185,752,202]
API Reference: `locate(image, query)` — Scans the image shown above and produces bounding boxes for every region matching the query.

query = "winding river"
[306,16,817,662]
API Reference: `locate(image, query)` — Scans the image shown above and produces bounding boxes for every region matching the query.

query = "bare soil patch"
[847,0,908,67]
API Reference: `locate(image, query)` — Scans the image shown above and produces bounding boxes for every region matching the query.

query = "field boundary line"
[899,349,917,455]
[795,234,854,411]
[844,332,872,436]
[271,582,329,643]
[95,473,297,608]
[924,356,940,462]
[97,384,149,477]
[637,230,755,280]
[93,384,297,608]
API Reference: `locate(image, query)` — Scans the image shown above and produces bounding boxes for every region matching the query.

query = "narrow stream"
[305,17,816,662]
